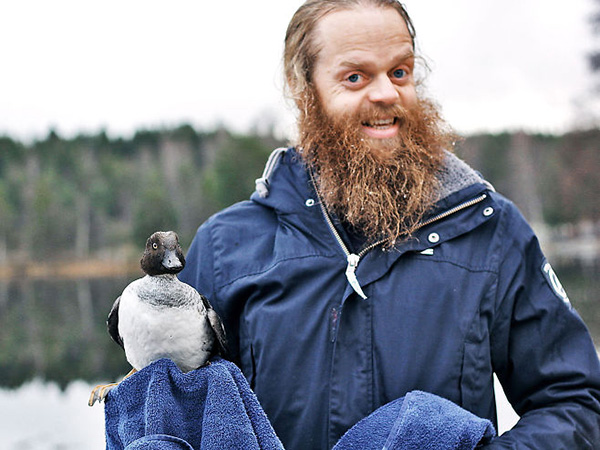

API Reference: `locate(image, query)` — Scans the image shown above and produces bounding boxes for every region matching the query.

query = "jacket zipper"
[310,170,488,299]
[419,193,488,228]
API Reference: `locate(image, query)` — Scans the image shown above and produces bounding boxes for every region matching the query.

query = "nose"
[367,75,400,105]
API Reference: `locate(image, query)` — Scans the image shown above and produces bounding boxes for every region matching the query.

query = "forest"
[0,125,283,265]
[0,125,598,264]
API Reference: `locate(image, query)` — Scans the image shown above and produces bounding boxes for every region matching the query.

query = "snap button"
[428,232,440,243]
[305,199,315,207]
[483,207,494,217]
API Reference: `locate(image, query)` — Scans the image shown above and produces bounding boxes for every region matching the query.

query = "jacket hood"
[252,147,493,216]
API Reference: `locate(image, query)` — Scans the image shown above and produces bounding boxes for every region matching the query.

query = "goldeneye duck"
[88,231,227,406]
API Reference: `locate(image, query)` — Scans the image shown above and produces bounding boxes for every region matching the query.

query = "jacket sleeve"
[487,204,600,448]
[179,220,241,365]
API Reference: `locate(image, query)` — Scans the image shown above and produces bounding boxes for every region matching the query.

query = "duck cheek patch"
[541,260,571,308]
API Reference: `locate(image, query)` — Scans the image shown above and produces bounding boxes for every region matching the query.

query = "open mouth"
[361,117,400,139]
[362,118,397,129]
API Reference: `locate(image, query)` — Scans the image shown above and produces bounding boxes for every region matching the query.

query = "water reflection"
[0,262,598,390]
[557,261,600,346]
[0,276,134,389]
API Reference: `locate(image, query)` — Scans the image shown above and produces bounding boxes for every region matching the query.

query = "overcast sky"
[0,0,597,142]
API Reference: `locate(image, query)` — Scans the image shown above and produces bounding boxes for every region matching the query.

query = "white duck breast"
[118,275,215,372]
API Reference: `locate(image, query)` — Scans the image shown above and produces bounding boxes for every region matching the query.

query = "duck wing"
[107,296,124,349]
[200,294,227,356]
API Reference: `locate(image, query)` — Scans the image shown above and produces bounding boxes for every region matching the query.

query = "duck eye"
[152,243,158,250]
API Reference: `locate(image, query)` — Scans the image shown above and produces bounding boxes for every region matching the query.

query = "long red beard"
[297,94,455,247]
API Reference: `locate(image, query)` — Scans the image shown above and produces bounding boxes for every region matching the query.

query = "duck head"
[140,231,186,276]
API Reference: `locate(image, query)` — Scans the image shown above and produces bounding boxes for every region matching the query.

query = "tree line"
[0,125,598,265]
[0,125,283,263]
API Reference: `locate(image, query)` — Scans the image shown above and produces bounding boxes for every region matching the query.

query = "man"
[180,1,600,448]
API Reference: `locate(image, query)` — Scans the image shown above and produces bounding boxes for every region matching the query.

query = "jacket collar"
[435,151,494,202]
[251,147,493,216]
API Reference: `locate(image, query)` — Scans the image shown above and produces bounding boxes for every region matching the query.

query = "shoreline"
[0,258,142,281]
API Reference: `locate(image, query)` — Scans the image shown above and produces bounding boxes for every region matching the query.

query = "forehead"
[313,6,414,69]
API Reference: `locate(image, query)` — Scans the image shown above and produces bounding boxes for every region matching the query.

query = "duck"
[88,231,227,406]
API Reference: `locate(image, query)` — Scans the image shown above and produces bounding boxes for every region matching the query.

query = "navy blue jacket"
[180,148,600,449]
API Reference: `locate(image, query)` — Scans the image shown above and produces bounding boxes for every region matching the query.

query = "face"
[311,6,417,144]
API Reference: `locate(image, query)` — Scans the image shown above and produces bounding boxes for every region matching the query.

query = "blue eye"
[392,69,406,79]
[347,73,361,83]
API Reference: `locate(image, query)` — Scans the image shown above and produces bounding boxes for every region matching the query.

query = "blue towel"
[104,358,284,450]
[333,391,496,450]
[104,358,494,450]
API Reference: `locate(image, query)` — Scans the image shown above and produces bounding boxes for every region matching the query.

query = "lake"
[0,261,597,449]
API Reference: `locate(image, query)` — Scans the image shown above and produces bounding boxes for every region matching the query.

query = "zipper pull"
[345,253,368,299]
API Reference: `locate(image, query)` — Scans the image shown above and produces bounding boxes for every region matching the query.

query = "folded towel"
[333,391,496,450]
[104,358,284,450]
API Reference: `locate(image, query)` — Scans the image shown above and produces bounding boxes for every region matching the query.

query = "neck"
[146,272,178,280]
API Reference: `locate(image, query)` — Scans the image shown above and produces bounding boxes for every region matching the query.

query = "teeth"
[365,118,395,128]
[372,119,394,125]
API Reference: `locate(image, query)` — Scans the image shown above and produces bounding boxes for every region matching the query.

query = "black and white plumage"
[88,231,226,406]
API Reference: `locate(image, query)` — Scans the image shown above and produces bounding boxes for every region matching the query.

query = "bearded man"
[180,1,600,449]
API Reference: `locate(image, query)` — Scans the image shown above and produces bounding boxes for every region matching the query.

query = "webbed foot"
[88,382,118,406]
[88,368,137,406]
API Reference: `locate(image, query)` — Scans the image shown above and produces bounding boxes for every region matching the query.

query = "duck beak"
[162,248,183,271]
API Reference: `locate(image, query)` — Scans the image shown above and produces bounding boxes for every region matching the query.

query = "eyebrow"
[337,49,415,71]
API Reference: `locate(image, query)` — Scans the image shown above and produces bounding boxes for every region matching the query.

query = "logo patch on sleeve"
[542,261,571,307]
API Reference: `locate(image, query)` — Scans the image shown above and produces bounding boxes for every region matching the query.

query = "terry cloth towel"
[333,391,496,450]
[104,357,284,450]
